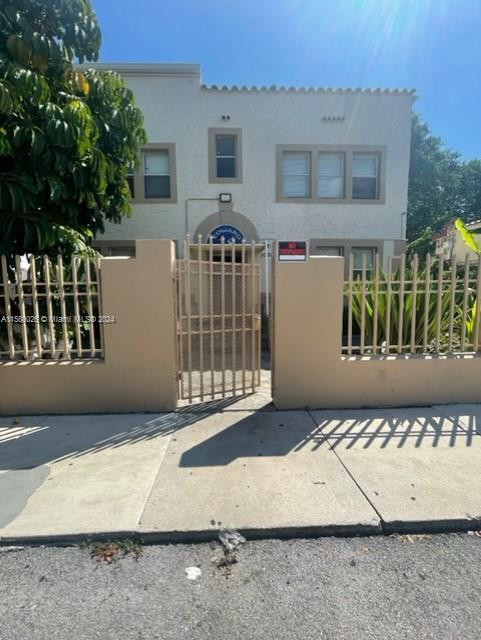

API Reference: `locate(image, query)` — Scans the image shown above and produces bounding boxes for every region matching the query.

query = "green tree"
[0,0,146,257]
[406,114,481,260]
[458,158,481,222]
[406,113,463,258]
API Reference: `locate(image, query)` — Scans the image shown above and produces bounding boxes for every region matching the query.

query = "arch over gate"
[193,210,259,243]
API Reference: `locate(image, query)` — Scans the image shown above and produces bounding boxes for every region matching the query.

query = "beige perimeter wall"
[0,241,178,414]
[272,256,481,409]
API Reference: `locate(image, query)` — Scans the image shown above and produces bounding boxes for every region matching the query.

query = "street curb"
[382,517,481,535]
[0,523,382,547]
[137,522,383,544]
[0,530,138,548]
[2,517,481,547]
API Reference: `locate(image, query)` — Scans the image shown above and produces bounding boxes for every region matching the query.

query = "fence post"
[100,239,178,411]
[272,255,344,409]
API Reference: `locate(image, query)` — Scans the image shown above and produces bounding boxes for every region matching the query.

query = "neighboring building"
[88,63,415,275]
[434,219,481,264]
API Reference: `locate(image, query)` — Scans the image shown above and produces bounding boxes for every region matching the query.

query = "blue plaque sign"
[209,224,245,244]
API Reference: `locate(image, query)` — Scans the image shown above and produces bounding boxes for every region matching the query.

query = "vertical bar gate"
[176,236,262,403]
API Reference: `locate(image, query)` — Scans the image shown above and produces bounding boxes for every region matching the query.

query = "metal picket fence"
[0,254,103,360]
[343,252,481,355]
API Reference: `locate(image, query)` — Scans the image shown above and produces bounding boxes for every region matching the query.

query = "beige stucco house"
[88,62,415,275]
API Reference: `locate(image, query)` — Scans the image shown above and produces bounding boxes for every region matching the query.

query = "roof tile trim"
[201,84,416,95]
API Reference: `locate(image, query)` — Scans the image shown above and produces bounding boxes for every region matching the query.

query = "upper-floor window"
[282,151,310,198]
[276,145,385,203]
[318,152,345,198]
[127,166,135,198]
[208,128,243,183]
[127,143,177,203]
[144,150,171,199]
[216,135,237,178]
[352,153,379,200]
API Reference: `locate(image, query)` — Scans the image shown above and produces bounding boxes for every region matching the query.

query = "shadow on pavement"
[179,406,481,467]
[2,403,481,471]
[0,397,242,470]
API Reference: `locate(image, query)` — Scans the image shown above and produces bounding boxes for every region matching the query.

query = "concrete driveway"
[1,402,481,542]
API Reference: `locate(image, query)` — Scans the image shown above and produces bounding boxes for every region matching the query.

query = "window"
[318,152,344,198]
[314,246,344,257]
[352,247,376,276]
[277,145,384,203]
[282,151,310,198]
[208,128,242,183]
[94,243,136,257]
[108,245,136,257]
[126,166,135,198]
[125,144,177,203]
[144,150,171,199]
[352,153,379,200]
[216,135,237,178]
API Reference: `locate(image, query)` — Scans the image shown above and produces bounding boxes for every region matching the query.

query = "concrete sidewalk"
[1,400,481,543]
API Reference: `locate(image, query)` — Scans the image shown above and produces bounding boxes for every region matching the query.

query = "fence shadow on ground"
[307,409,481,451]
[0,396,245,470]
[179,407,481,467]
[1,404,480,471]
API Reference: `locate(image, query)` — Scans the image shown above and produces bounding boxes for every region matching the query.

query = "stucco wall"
[96,67,414,249]
[272,255,481,409]
[0,241,178,415]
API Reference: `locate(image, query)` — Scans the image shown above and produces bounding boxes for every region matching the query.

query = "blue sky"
[93,0,481,159]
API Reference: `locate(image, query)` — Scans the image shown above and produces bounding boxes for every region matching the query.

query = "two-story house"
[89,63,415,278]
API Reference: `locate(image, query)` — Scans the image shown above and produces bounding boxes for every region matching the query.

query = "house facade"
[434,219,481,264]
[90,63,415,274]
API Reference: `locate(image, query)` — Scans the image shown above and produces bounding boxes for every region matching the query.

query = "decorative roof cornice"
[201,84,416,97]
[76,64,416,97]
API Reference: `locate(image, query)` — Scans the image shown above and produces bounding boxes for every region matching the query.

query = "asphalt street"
[1,533,480,640]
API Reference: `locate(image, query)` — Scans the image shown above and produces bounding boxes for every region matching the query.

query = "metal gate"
[176,236,262,403]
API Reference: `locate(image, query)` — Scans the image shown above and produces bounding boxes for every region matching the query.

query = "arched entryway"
[193,210,259,243]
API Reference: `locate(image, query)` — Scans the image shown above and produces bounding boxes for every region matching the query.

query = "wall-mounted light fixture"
[219,193,232,203]
[221,115,231,120]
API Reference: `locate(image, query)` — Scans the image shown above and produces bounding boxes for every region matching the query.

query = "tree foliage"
[0,0,146,257]
[407,113,481,258]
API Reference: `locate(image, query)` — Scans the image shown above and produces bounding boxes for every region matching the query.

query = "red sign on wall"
[277,241,308,262]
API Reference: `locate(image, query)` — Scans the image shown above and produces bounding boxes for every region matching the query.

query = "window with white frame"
[318,152,345,198]
[144,150,171,199]
[352,153,379,200]
[282,151,311,198]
